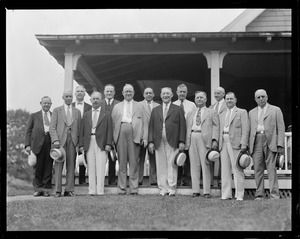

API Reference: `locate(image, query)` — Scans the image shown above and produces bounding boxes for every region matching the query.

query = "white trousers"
[220,134,245,199]
[155,128,178,195]
[86,136,107,195]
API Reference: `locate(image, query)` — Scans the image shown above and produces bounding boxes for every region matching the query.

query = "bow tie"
[77,102,83,105]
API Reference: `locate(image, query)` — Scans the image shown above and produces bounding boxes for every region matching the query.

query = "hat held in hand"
[28,152,37,167]
[50,146,66,163]
[205,148,220,164]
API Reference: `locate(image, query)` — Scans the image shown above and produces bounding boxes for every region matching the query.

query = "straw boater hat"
[28,152,37,167]
[205,148,220,164]
[172,151,186,167]
[236,150,252,171]
[275,152,285,169]
[108,148,118,162]
[50,146,66,163]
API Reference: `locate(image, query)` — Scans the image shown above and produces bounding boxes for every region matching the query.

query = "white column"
[64,53,74,91]
[203,51,227,104]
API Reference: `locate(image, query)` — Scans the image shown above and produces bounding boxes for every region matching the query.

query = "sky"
[6,9,245,113]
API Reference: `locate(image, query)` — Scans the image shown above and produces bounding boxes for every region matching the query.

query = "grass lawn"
[6,194,291,231]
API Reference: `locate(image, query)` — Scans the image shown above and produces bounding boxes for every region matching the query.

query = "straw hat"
[28,152,37,167]
[50,146,66,163]
[236,151,251,171]
[172,151,186,167]
[275,152,285,169]
[205,148,220,164]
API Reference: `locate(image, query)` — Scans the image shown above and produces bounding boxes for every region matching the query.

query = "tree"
[7,109,33,182]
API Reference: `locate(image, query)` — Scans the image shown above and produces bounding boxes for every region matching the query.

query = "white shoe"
[236,198,243,201]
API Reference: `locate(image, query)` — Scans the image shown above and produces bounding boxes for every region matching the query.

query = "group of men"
[25,83,285,201]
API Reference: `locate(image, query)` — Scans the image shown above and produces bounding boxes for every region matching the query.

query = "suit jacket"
[185,107,219,150]
[210,100,227,115]
[79,107,113,151]
[218,107,249,150]
[111,100,147,145]
[25,110,52,155]
[72,102,92,117]
[248,104,285,154]
[148,103,186,150]
[103,98,120,112]
[49,105,81,147]
[139,99,160,126]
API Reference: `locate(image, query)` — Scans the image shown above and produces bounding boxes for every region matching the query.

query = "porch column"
[203,51,227,104]
[64,53,81,91]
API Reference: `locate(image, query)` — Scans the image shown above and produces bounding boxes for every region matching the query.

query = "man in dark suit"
[72,85,92,184]
[25,96,53,197]
[148,87,186,196]
[138,87,159,186]
[103,84,120,185]
[49,90,81,197]
[79,91,113,195]
[209,86,227,187]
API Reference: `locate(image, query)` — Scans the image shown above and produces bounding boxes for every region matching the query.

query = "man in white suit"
[219,92,249,201]
[111,84,148,195]
[249,89,285,200]
[138,87,159,186]
[186,91,219,198]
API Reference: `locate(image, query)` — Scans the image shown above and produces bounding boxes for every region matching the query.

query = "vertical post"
[203,51,227,104]
[64,53,74,92]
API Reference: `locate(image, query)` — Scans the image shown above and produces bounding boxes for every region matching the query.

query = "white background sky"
[6,9,245,113]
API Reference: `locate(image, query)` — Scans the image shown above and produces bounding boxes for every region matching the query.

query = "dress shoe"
[204,194,212,198]
[192,193,200,197]
[130,192,138,195]
[236,198,243,201]
[220,197,232,200]
[138,182,142,186]
[159,191,168,196]
[44,191,50,197]
[55,192,61,197]
[169,192,176,197]
[150,182,157,186]
[33,191,43,197]
[64,191,75,197]
[88,194,96,196]
[254,196,264,201]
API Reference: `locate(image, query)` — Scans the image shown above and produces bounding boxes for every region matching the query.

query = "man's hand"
[179,142,185,152]
[148,142,154,155]
[105,145,112,152]
[211,140,218,150]
[277,146,284,154]
[25,146,31,154]
[79,146,84,153]
[53,141,60,149]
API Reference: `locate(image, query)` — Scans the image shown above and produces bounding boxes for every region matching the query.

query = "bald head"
[214,87,225,102]
[62,90,73,106]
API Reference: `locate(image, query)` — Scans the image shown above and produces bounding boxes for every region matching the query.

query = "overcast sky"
[6,9,245,113]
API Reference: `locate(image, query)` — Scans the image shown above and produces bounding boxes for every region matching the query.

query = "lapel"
[59,106,68,125]
[229,107,237,125]
[201,107,209,125]
[253,107,259,124]
[158,104,163,122]
[219,101,227,114]
[71,106,76,125]
[132,100,137,117]
[264,104,272,120]
[96,107,105,127]
[166,103,175,120]
[38,110,44,126]
[87,110,92,128]
[144,100,151,117]
[190,108,197,124]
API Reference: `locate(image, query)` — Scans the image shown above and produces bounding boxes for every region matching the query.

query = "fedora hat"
[172,151,186,167]
[108,148,118,162]
[28,152,37,167]
[205,148,220,164]
[50,146,66,163]
[236,151,251,171]
[77,152,87,167]
[275,152,285,169]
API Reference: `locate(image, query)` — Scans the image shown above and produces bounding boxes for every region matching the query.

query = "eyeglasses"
[256,96,266,99]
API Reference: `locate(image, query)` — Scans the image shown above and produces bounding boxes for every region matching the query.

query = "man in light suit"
[25,96,53,197]
[210,86,227,187]
[148,87,186,196]
[249,89,285,200]
[79,91,113,195]
[103,84,120,186]
[173,84,196,187]
[186,91,219,198]
[111,84,147,195]
[138,87,159,186]
[219,92,249,200]
[72,85,92,185]
[49,90,81,197]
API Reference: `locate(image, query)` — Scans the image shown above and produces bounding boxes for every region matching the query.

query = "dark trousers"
[108,153,116,185]
[138,146,157,185]
[177,149,191,186]
[78,165,86,184]
[33,134,53,191]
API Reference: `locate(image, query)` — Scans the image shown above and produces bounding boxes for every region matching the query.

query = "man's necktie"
[44,112,50,126]
[163,104,168,122]
[66,106,72,126]
[92,110,98,128]
[196,108,201,126]
[180,100,185,114]
[225,109,231,127]
[215,101,219,114]
[107,99,111,110]
[258,107,264,125]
